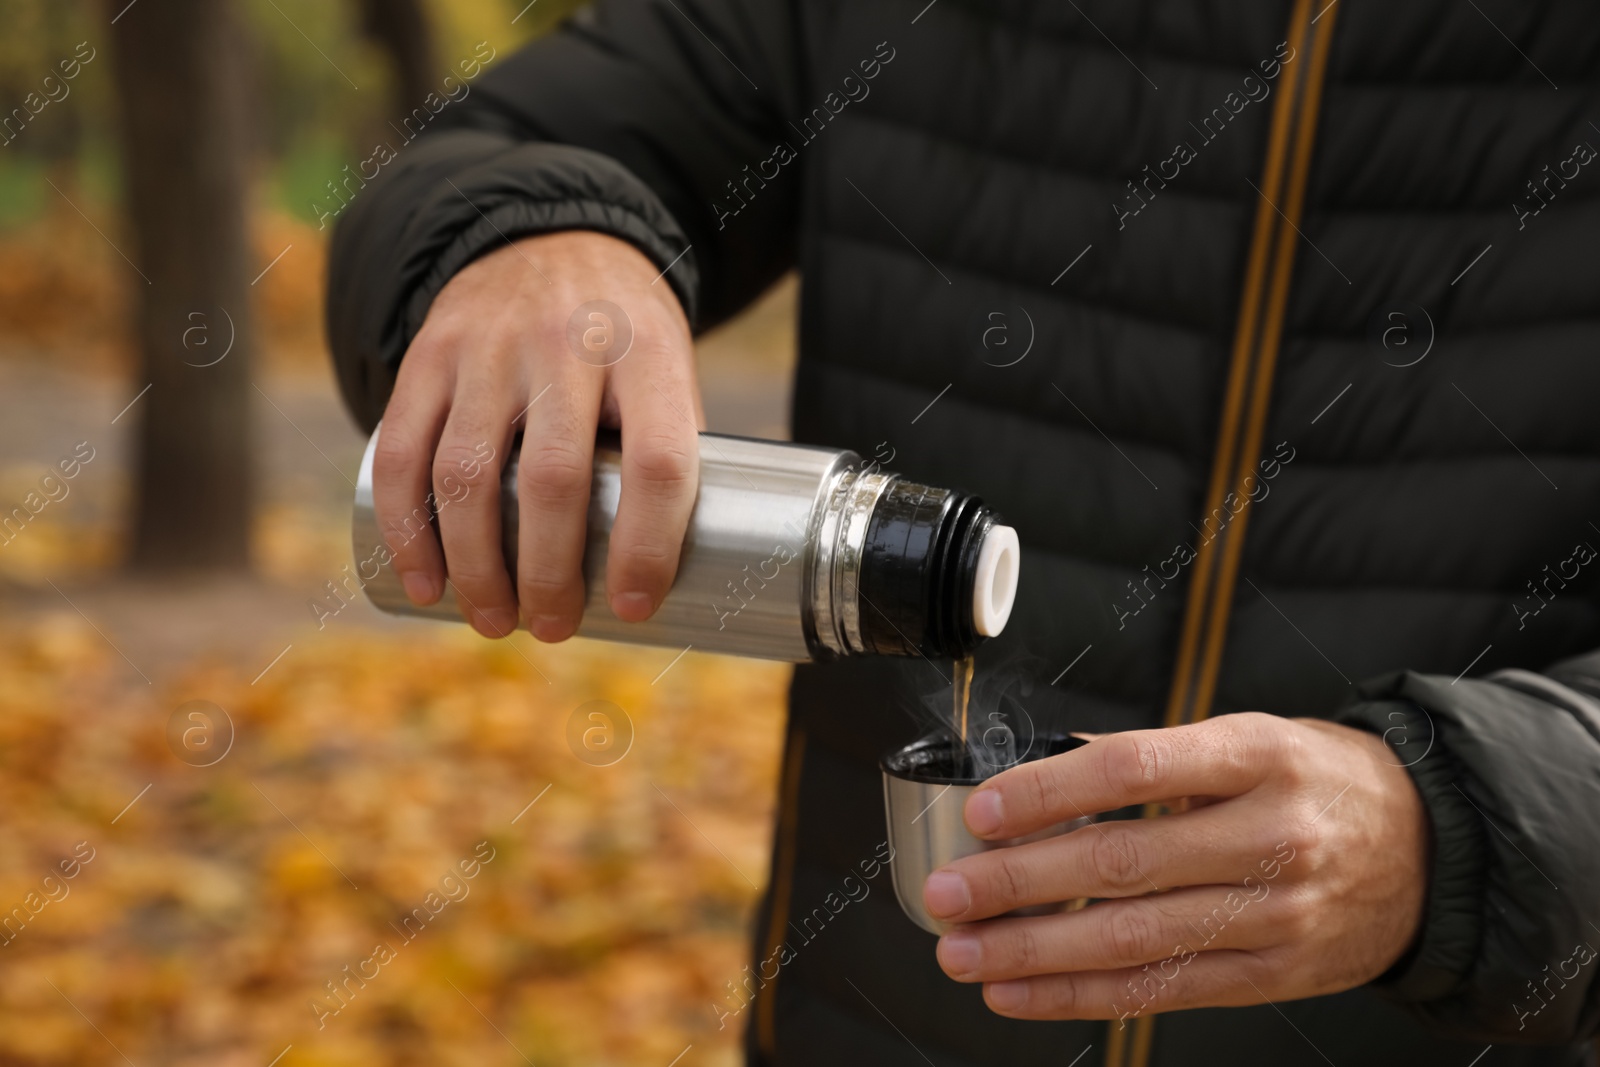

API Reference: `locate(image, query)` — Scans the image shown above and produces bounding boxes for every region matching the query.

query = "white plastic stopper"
[972,524,1020,637]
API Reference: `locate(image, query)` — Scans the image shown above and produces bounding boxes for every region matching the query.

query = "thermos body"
[352,428,1020,662]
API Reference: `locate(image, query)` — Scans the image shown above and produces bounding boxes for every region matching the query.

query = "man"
[326,1,1600,1063]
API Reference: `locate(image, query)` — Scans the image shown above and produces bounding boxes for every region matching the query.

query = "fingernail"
[610,591,654,622]
[400,571,438,605]
[967,789,1004,836]
[475,608,517,637]
[938,932,981,978]
[923,870,970,919]
[529,614,571,643]
[987,980,1027,1012]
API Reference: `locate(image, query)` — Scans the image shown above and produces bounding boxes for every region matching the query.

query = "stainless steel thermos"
[351,427,1020,662]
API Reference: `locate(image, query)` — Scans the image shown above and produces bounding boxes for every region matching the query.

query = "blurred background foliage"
[0,0,589,374]
[0,0,800,1064]
[0,0,583,228]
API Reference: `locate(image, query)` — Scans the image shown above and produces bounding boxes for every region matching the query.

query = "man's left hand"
[922,713,1428,1021]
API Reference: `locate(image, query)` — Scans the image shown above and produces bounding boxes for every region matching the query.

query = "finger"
[927,802,1285,921]
[935,885,1284,984]
[435,375,518,637]
[371,349,452,606]
[979,948,1274,1021]
[516,373,603,642]
[965,713,1286,839]
[603,341,702,622]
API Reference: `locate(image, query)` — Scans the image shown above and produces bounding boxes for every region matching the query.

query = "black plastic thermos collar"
[857,480,1000,659]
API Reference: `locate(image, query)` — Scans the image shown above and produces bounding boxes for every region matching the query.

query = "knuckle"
[518,571,579,605]
[519,441,591,504]
[433,440,494,489]
[380,506,434,550]
[992,853,1033,908]
[449,560,508,593]
[1241,712,1294,767]
[627,432,696,496]
[1202,714,1257,777]
[1007,924,1044,974]
[1277,890,1319,942]
[394,336,449,384]
[1023,768,1053,826]
[371,435,416,476]
[1087,826,1148,894]
[1039,971,1082,1015]
[1103,906,1161,964]
[614,537,677,572]
[1281,818,1321,870]
[405,311,460,347]
[1234,710,1279,736]
[433,478,480,514]
[1277,729,1311,789]
[1104,734,1167,796]
[1132,736,1168,790]
[609,550,677,595]
[373,432,424,481]
[400,339,452,378]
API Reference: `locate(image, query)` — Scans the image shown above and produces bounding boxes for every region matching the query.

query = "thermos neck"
[809,468,1018,660]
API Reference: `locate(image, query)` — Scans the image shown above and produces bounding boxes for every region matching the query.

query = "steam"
[907,649,1047,781]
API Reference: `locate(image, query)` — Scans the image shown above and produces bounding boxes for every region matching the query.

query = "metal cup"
[881,734,1091,935]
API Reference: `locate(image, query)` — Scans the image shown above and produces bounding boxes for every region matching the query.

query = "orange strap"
[1115,0,1341,1063]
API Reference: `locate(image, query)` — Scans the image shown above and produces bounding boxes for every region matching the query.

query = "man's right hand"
[372,230,704,641]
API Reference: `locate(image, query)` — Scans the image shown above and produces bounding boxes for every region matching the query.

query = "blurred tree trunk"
[37,1,83,165]
[109,0,255,571]
[357,0,437,113]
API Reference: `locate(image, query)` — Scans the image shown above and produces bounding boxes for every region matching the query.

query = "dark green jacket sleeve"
[1335,652,1600,1043]
[325,0,803,430]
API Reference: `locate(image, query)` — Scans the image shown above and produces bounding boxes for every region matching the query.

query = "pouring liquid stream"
[953,655,975,764]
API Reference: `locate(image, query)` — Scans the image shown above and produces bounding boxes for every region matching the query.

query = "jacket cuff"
[1332,688,1488,1002]
[397,139,700,353]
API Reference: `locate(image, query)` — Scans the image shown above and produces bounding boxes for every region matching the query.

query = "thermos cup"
[351,427,1020,662]
[882,734,1092,935]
